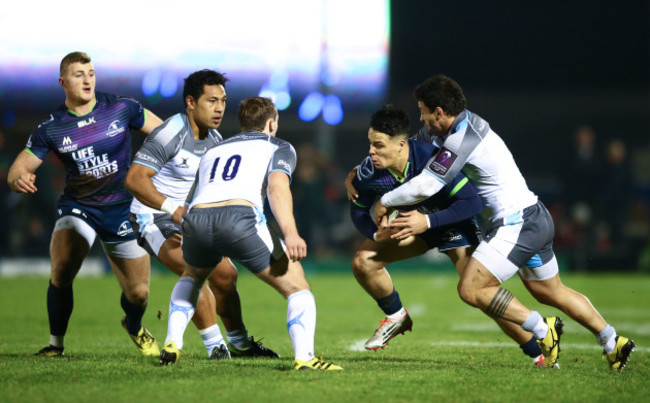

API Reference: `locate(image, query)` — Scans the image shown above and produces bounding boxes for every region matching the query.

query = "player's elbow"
[411,174,440,199]
[124,169,139,194]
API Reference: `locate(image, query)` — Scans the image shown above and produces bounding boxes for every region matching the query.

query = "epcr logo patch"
[428,147,457,176]
[117,221,133,236]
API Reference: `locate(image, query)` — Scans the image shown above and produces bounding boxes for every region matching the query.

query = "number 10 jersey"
[187,131,297,211]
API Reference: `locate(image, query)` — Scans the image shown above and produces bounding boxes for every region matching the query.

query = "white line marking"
[349,339,368,352]
[430,340,649,353]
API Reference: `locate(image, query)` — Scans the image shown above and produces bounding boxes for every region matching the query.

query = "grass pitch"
[1,269,648,402]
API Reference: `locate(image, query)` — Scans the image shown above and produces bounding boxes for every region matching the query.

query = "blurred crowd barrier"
[2,124,650,272]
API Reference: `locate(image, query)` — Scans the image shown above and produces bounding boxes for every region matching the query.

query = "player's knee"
[210,266,238,291]
[127,284,150,306]
[50,260,83,286]
[457,280,478,307]
[351,252,374,275]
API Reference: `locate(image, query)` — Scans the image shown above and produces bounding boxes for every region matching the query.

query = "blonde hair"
[60,51,92,76]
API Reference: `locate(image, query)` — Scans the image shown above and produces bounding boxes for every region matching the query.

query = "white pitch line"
[430,340,650,353]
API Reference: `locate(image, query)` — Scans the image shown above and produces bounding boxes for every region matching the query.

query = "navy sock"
[47,280,73,336]
[375,289,403,316]
[121,292,145,335]
[520,335,543,358]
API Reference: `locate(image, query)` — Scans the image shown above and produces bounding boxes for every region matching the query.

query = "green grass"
[1,270,648,402]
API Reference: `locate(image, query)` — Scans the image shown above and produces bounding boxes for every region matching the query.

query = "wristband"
[160,198,180,215]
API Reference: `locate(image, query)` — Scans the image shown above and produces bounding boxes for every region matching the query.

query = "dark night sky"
[387,1,649,183]
[389,1,650,94]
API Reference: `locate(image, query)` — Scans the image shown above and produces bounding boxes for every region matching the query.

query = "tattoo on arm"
[485,288,515,318]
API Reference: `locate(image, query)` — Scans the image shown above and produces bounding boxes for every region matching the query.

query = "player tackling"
[374,74,635,370]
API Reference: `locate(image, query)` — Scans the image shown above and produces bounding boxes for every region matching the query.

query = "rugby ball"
[387,209,400,224]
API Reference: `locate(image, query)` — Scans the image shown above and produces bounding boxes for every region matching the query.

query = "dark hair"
[414,74,467,116]
[60,51,91,76]
[183,69,228,102]
[370,104,410,137]
[238,97,277,131]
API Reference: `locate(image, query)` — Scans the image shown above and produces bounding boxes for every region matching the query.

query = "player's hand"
[171,206,184,225]
[345,168,358,202]
[389,210,429,240]
[374,215,398,243]
[284,233,307,262]
[12,173,38,193]
[373,199,388,225]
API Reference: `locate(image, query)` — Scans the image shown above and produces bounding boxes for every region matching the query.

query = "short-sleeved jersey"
[354,139,469,213]
[187,131,296,211]
[130,113,222,214]
[421,110,537,223]
[26,91,146,206]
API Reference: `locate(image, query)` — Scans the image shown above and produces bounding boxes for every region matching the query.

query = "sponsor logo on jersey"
[106,120,125,137]
[135,151,159,165]
[194,146,207,154]
[58,136,78,153]
[72,146,119,179]
[277,159,292,173]
[77,117,96,128]
[117,221,133,237]
[428,147,457,176]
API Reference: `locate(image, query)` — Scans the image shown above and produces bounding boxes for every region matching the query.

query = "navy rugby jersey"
[350,139,481,239]
[26,92,146,206]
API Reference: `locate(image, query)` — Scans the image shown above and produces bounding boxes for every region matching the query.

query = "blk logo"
[77,117,96,128]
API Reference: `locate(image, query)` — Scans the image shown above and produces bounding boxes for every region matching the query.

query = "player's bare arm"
[267,170,307,262]
[125,163,183,223]
[140,109,164,135]
[7,150,43,194]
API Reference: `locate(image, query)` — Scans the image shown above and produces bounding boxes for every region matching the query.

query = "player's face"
[190,84,227,130]
[418,101,446,135]
[60,62,95,105]
[368,128,406,170]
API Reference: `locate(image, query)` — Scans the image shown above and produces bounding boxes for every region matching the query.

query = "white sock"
[49,335,64,349]
[597,325,618,353]
[226,328,250,349]
[521,311,548,340]
[165,277,201,350]
[287,290,316,362]
[199,324,226,356]
[387,307,407,320]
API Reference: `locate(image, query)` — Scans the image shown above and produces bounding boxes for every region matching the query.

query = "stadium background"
[0,1,648,274]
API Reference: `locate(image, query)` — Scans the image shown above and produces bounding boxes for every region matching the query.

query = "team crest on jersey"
[428,147,457,176]
[117,221,133,237]
[58,136,78,153]
[106,120,125,137]
[175,157,190,169]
